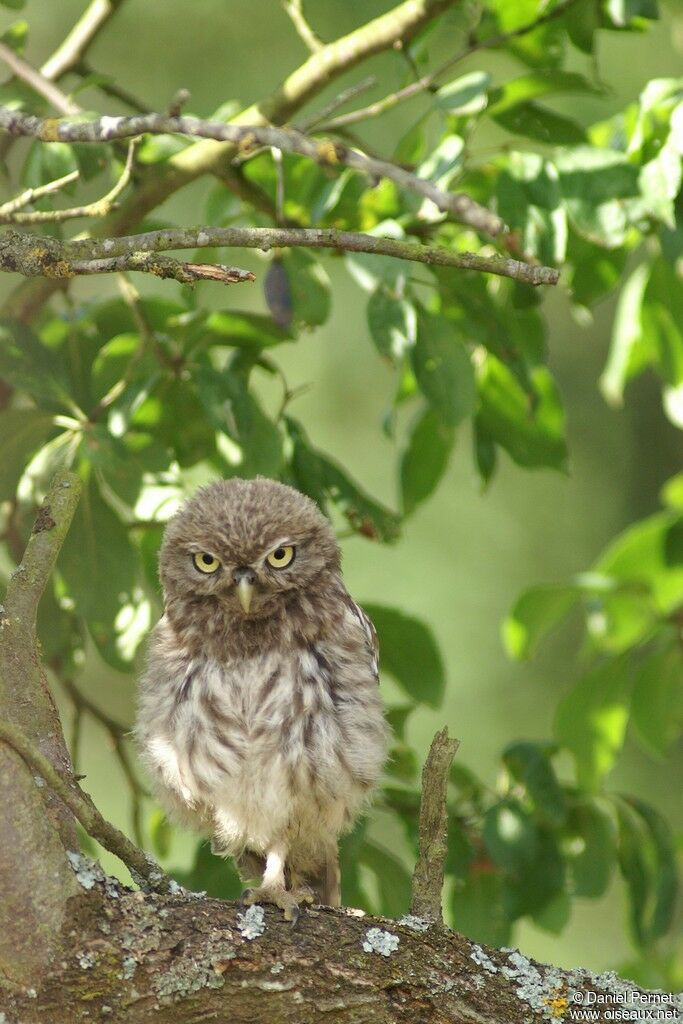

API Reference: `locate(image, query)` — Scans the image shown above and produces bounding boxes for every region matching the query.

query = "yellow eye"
[193,552,221,574]
[266,545,295,569]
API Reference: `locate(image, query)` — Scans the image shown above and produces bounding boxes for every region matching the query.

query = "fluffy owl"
[136,477,388,921]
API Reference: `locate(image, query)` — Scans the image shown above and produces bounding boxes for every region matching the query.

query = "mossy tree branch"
[2,0,460,321]
[0,226,560,285]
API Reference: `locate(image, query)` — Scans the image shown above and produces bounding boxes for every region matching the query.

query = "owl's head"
[159,477,340,619]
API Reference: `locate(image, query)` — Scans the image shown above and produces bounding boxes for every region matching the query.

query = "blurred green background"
[3,0,682,976]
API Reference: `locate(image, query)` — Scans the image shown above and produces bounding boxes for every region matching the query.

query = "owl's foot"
[241,883,316,925]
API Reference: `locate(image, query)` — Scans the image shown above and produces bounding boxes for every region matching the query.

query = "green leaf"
[638,140,681,227]
[1,19,28,52]
[496,151,566,264]
[195,365,283,478]
[554,656,633,790]
[58,477,140,670]
[362,604,445,708]
[600,262,652,404]
[286,417,401,542]
[202,310,294,349]
[280,249,331,327]
[400,406,455,515]
[568,234,627,309]
[565,0,600,53]
[616,796,677,949]
[565,796,617,897]
[23,140,79,190]
[360,840,412,917]
[0,318,71,407]
[595,511,683,615]
[366,288,416,361]
[148,809,172,859]
[605,0,658,28]
[556,147,640,246]
[630,641,683,757]
[488,71,601,117]
[412,311,475,427]
[132,378,217,468]
[173,841,242,900]
[451,870,512,947]
[436,71,491,115]
[477,355,568,470]
[0,408,55,501]
[503,583,579,660]
[502,741,567,825]
[493,102,585,145]
[136,135,189,163]
[416,135,464,189]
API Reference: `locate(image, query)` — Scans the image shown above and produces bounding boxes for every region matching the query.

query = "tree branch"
[319,0,583,131]
[0,42,80,116]
[0,225,560,284]
[282,0,324,52]
[0,138,136,225]
[3,0,460,321]
[0,108,505,238]
[2,470,81,627]
[40,0,127,82]
[410,727,459,922]
[0,230,256,285]
[0,717,169,892]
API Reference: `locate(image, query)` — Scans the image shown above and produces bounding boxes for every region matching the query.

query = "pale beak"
[237,576,254,614]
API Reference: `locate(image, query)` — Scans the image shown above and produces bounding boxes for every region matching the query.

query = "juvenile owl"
[136,477,388,921]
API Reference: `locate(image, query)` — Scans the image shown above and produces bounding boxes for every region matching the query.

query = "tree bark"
[0,875,666,1024]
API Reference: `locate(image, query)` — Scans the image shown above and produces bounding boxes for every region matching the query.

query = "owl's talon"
[240,883,308,923]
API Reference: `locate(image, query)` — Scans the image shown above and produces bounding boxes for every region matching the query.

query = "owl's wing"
[346,597,379,685]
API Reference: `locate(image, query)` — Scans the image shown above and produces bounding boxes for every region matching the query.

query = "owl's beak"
[236,576,254,614]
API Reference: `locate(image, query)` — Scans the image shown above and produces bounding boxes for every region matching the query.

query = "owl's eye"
[266,544,295,569]
[193,552,221,574]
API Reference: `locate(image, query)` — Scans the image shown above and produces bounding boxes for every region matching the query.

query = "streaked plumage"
[136,477,387,918]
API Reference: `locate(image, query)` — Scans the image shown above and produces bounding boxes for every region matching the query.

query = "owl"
[136,477,388,921]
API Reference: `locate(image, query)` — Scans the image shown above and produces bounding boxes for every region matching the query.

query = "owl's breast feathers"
[136,583,387,854]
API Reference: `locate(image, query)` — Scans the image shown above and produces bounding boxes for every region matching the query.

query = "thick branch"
[2,881,670,1022]
[2,470,81,627]
[0,109,504,237]
[411,727,459,922]
[0,226,560,284]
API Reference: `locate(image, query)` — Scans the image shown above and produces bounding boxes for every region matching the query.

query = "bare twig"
[0,717,169,891]
[299,76,377,133]
[41,0,127,82]
[0,226,560,285]
[0,139,137,225]
[57,672,147,848]
[320,0,582,131]
[0,108,504,237]
[0,170,80,217]
[73,60,151,114]
[282,0,323,52]
[0,43,81,116]
[410,727,459,923]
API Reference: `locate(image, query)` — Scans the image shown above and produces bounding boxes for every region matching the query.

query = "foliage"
[0,0,680,980]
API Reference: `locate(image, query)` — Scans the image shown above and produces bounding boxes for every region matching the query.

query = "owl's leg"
[241,846,313,924]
